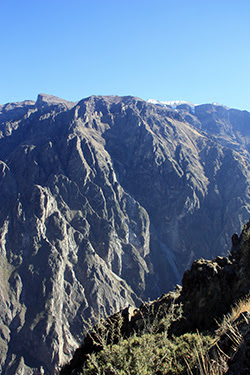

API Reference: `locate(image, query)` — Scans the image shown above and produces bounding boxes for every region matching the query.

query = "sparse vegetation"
[82,331,213,375]
[73,304,212,375]
[61,222,250,375]
[65,296,250,375]
[185,296,250,375]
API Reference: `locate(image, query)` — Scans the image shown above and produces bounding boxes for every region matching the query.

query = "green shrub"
[80,321,213,374]
[77,298,250,374]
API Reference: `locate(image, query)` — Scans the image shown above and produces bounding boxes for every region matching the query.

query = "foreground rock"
[61,221,250,374]
[0,94,249,373]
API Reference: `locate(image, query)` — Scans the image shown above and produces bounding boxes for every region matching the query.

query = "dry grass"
[230,295,250,322]
[186,296,250,375]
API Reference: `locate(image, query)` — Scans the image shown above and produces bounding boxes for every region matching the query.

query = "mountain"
[0,94,249,374]
[60,221,250,375]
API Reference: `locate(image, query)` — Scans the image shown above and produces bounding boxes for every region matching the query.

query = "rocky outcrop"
[0,94,249,373]
[60,221,250,375]
[181,221,250,330]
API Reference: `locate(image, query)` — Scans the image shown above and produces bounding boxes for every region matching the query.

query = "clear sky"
[1,0,250,111]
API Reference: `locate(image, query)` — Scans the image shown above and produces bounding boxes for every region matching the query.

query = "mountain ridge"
[0,94,249,373]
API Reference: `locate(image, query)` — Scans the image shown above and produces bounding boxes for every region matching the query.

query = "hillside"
[61,221,250,375]
[0,94,249,373]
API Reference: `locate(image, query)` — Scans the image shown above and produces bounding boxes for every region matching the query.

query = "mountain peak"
[35,93,76,109]
[147,99,197,107]
[0,93,249,374]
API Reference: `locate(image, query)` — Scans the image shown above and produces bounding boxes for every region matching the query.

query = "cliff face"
[0,94,249,373]
[61,221,250,375]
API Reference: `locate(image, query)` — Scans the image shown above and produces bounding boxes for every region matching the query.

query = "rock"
[35,93,76,111]
[180,221,250,331]
[61,221,250,375]
[0,95,249,373]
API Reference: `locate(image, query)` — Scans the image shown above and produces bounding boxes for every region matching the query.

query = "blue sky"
[1,0,250,111]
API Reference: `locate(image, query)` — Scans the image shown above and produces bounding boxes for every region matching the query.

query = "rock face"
[0,94,249,373]
[61,221,250,375]
[181,221,250,329]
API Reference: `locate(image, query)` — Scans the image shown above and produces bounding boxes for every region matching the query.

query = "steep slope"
[0,94,249,373]
[61,221,250,375]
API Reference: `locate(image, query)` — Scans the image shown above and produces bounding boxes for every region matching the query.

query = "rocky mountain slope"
[0,94,249,374]
[61,221,250,375]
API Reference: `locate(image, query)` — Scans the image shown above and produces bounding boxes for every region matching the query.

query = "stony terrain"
[61,221,250,375]
[0,94,249,373]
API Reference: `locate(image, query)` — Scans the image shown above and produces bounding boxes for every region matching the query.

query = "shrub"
[79,304,213,375]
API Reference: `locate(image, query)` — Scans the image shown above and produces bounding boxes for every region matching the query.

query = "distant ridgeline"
[0,94,249,374]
